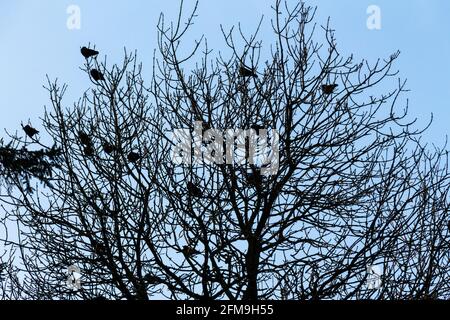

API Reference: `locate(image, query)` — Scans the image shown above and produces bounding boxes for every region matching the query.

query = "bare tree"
[1,1,449,300]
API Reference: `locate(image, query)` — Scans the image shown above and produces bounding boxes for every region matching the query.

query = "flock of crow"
[20,45,339,199]
[81,47,339,93]
[16,46,340,262]
[80,46,105,81]
[238,62,339,95]
[21,47,141,164]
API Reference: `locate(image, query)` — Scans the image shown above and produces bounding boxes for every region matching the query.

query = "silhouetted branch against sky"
[0,0,449,301]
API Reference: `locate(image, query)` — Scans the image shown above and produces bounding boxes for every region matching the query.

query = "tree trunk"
[243,238,260,300]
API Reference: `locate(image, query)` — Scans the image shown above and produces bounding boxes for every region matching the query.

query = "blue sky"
[0,0,449,146]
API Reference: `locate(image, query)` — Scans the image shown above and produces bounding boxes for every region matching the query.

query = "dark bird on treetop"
[92,241,105,256]
[22,124,39,138]
[182,245,201,257]
[81,46,99,59]
[239,65,258,78]
[78,131,91,146]
[102,142,115,155]
[144,273,163,285]
[90,69,105,81]
[83,145,94,157]
[187,181,202,198]
[127,151,141,163]
[322,84,338,95]
[250,124,266,134]
[247,170,262,187]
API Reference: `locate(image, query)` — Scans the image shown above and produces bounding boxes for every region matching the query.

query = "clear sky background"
[0,0,449,147]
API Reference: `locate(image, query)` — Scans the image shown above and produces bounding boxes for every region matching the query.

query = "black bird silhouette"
[83,145,94,157]
[322,84,338,95]
[92,241,105,256]
[81,46,99,59]
[250,124,266,134]
[22,124,39,138]
[187,181,202,198]
[0,262,7,273]
[144,274,162,285]
[90,69,105,81]
[127,151,141,163]
[247,170,262,187]
[78,131,91,146]
[182,245,201,257]
[239,65,257,78]
[102,142,115,155]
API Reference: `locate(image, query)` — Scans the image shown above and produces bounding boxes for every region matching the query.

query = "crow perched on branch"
[247,169,262,187]
[239,65,258,78]
[90,69,105,82]
[250,124,266,135]
[322,84,338,95]
[83,145,94,157]
[81,47,99,59]
[144,274,163,285]
[182,245,201,257]
[187,181,202,198]
[92,241,106,256]
[102,142,115,155]
[127,151,141,163]
[78,131,91,146]
[22,125,39,138]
